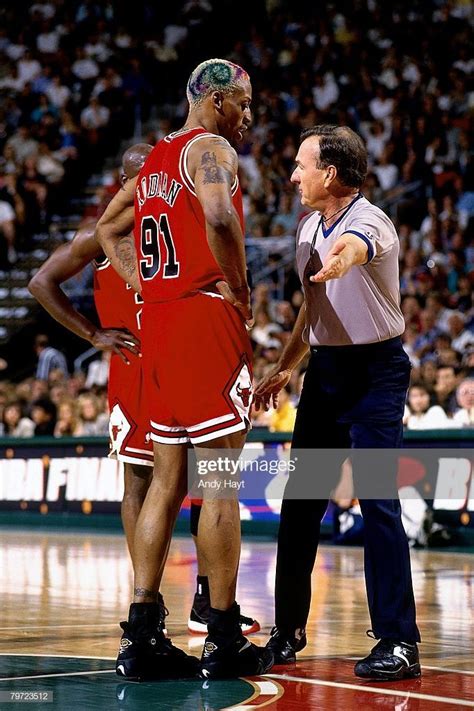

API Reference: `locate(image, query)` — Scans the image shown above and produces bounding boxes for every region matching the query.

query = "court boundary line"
[342,657,474,676]
[299,654,474,677]
[421,664,474,676]
[230,678,285,709]
[1,654,472,675]
[0,670,115,682]
[0,653,115,661]
[0,624,119,630]
[265,673,474,707]
[1,654,472,676]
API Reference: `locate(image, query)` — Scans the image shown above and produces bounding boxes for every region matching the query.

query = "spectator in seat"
[85,350,110,389]
[54,399,83,437]
[0,196,17,265]
[5,124,39,164]
[34,334,68,381]
[451,378,474,427]
[31,397,57,435]
[425,292,456,332]
[77,393,108,435]
[269,385,297,433]
[434,365,459,416]
[1,401,35,437]
[404,384,450,429]
[447,312,474,353]
[414,310,444,358]
[373,146,399,192]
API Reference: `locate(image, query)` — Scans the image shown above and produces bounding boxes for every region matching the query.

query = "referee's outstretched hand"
[253,368,292,411]
[310,240,355,282]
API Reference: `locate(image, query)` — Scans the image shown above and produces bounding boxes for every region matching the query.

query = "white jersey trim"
[150,420,187,433]
[149,432,189,445]
[187,412,235,432]
[197,290,225,300]
[94,257,110,271]
[108,451,153,467]
[125,446,153,456]
[189,418,246,444]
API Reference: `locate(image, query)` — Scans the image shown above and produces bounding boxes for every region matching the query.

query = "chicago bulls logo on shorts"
[236,382,252,408]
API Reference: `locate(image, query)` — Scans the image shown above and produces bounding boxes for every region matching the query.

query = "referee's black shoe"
[354,639,421,681]
[265,626,307,664]
[116,602,199,681]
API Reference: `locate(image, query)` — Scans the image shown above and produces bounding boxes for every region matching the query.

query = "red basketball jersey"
[134,127,244,303]
[93,257,143,336]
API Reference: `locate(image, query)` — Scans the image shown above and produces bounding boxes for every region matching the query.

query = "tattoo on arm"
[201,151,233,186]
[115,236,137,277]
[134,587,157,600]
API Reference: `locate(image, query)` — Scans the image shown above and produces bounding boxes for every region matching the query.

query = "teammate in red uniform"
[97,58,273,680]
[29,145,152,555]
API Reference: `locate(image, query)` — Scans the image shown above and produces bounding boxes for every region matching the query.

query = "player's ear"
[212,91,224,111]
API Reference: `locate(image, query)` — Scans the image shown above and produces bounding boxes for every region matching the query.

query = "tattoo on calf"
[134,587,157,599]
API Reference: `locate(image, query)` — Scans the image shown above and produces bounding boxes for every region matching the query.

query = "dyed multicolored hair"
[186,58,250,106]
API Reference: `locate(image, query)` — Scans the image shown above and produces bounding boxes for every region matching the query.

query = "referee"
[254,125,421,681]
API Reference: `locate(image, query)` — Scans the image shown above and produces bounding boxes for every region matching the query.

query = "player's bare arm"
[96,177,141,294]
[310,233,368,282]
[190,136,252,322]
[28,225,140,363]
[254,303,309,411]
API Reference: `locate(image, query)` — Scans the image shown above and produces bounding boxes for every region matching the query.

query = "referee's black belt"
[310,335,402,354]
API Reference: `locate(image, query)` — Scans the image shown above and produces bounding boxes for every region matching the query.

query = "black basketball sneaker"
[116,602,199,681]
[354,639,421,681]
[265,626,307,664]
[199,602,273,679]
[188,588,260,635]
[200,633,274,679]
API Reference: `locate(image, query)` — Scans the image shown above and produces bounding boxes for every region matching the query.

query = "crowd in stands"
[0,0,473,433]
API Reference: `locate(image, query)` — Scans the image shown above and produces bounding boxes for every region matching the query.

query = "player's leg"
[116,442,199,681]
[195,429,273,679]
[194,429,245,611]
[132,442,190,597]
[188,500,260,635]
[121,462,152,563]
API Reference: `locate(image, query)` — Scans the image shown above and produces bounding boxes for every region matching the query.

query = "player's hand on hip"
[216,281,254,327]
[310,241,354,282]
[253,369,292,411]
[91,328,141,364]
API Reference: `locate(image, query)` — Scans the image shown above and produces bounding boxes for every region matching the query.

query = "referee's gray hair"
[301,125,368,188]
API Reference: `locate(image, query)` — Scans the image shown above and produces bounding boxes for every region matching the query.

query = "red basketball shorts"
[141,292,253,445]
[108,352,154,467]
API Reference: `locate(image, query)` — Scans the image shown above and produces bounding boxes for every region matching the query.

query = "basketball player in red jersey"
[97,59,273,680]
[29,142,260,645]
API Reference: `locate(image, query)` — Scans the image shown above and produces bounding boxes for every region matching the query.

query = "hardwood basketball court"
[0,529,472,709]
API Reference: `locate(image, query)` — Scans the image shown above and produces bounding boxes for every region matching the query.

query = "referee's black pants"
[275,336,420,643]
